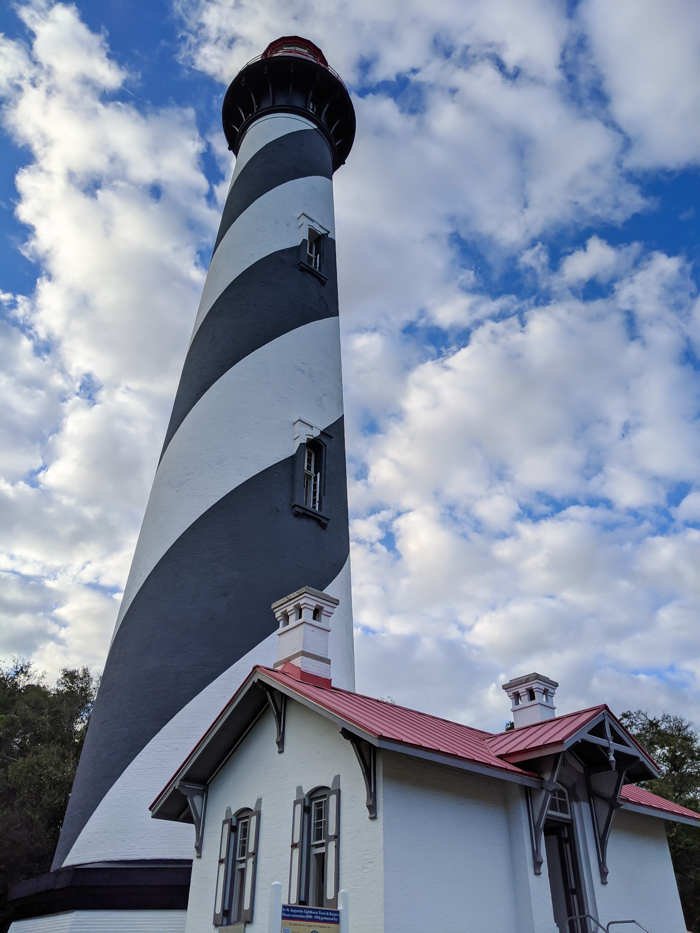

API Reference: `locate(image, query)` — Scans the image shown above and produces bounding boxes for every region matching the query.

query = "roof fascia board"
[377,739,541,788]
[499,743,566,763]
[621,802,700,828]
[151,675,266,816]
[205,703,269,786]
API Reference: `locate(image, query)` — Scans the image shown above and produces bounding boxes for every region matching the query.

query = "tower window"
[298,222,327,282]
[306,229,322,272]
[292,421,330,527]
[303,445,321,511]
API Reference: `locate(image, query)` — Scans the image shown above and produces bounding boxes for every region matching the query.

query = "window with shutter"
[288,788,307,906]
[324,781,340,909]
[213,811,233,927]
[288,780,340,911]
[212,801,262,928]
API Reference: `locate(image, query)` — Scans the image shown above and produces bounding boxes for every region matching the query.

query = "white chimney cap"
[272,586,339,684]
[502,672,558,729]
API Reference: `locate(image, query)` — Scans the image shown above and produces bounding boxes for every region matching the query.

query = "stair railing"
[566,916,653,933]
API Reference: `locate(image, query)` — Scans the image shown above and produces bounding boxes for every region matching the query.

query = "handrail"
[606,923,653,933]
[567,914,606,932]
[566,916,653,933]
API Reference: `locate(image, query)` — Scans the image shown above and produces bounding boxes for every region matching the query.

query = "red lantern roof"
[262,36,328,68]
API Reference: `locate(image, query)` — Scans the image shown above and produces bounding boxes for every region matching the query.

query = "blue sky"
[1,0,700,730]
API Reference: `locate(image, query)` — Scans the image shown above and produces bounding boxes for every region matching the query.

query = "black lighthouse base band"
[8,861,192,920]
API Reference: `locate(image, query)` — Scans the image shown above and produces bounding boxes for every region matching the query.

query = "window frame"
[288,780,340,909]
[298,224,328,283]
[213,802,261,928]
[292,431,331,528]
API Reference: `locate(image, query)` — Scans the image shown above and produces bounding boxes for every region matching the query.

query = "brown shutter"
[288,787,307,905]
[324,779,340,909]
[240,800,262,923]
[213,810,233,926]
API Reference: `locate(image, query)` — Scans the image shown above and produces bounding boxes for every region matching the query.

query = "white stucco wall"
[381,753,541,933]
[585,809,686,933]
[503,783,560,933]
[185,700,384,933]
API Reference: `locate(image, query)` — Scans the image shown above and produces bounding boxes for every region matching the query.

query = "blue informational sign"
[281,904,340,933]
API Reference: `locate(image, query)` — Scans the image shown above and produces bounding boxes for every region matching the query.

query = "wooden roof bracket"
[585,764,627,884]
[175,780,207,857]
[340,728,377,819]
[260,683,287,753]
[526,753,563,875]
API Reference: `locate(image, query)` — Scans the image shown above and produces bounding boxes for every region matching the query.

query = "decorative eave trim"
[620,801,700,828]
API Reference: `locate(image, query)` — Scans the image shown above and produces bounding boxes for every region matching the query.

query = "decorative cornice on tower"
[222,36,356,170]
[272,586,339,685]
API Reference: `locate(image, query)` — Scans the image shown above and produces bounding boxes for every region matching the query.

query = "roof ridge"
[485,703,607,740]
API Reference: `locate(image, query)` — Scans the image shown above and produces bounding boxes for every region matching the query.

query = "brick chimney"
[502,673,558,728]
[272,586,339,686]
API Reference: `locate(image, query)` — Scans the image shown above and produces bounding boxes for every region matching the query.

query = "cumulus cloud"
[1,0,700,732]
[0,0,215,676]
[348,247,700,724]
[580,0,700,169]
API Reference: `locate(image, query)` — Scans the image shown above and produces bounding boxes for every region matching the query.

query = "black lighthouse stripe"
[160,240,339,459]
[212,129,333,257]
[52,416,350,868]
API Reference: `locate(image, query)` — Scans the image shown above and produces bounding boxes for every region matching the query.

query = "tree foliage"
[620,709,700,932]
[0,659,97,928]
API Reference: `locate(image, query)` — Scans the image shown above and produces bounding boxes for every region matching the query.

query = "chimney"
[502,673,558,728]
[272,586,339,686]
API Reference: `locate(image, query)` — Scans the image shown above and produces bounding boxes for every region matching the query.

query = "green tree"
[0,659,98,929]
[620,710,700,932]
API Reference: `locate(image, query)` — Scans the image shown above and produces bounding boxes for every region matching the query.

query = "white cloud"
[0,0,215,677]
[1,0,700,733]
[559,236,640,285]
[580,0,700,169]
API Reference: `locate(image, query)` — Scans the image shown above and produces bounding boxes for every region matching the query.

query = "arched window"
[288,780,340,909]
[213,802,261,927]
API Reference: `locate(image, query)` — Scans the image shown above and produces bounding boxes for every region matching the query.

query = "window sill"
[292,502,330,528]
[298,261,328,284]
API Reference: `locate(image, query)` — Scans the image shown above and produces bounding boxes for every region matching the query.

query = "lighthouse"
[9,37,356,926]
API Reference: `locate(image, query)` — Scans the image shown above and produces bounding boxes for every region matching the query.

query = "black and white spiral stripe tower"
[47,36,356,904]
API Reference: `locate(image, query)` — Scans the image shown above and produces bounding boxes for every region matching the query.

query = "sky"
[1,0,700,731]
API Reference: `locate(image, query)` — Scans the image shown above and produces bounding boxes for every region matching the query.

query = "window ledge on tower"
[292,502,330,528]
[298,259,328,284]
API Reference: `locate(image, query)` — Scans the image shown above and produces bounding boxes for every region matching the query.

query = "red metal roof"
[260,667,535,778]
[620,783,700,822]
[152,665,697,830]
[485,706,610,759]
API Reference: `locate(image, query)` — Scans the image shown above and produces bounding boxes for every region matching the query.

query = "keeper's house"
[151,587,698,933]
